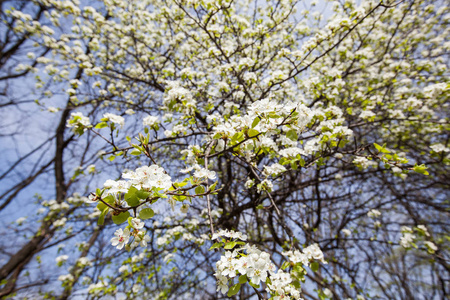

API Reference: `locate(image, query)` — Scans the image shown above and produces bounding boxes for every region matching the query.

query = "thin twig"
[204,142,215,235]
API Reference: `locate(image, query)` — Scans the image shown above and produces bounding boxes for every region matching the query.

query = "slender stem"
[204,142,215,235]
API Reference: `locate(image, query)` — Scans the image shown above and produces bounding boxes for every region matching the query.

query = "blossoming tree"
[0,0,448,299]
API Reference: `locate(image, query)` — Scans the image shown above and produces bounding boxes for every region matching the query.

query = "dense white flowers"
[214,237,325,299]
[263,163,287,176]
[282,243,327,265]
[193,167,216,180]
[430,143,449,153]
[103,113,125,128]
[53,218,67,227]
[56,255,69,266]
[77,257,92,267]
[424,241,438,252]
[66,112,91,132]
[9,0,446,297]
[181,164,217,180]
[353,157,372,169]
[121,165,172,191]
[143,115,159,127]
[212,229,247,241]
[118,265,130,273]
[400,232,415,248]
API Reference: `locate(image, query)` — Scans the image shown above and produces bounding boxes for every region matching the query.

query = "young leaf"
[413,164,429,175]
[286,129,298,141]
[224,241,237,250]
[251,117,261,128]
[209,242,223,251]
[95,122,108,129]
[139,208,155,220]
[96,195,114,212]
[112,211,130,225]
[98,208,109,226]
[136,190,151,200]
[248,128,259,137]
[238,275,248,284]
[248,281,260,289]
[227,283,241,297]
[195,185,205,195]
[125,186,140,206]
[310,261,319,272]
[374,143,391,153]
[130,149,141,156]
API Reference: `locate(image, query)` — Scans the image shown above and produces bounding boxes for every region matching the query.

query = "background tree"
[0,0,448,299]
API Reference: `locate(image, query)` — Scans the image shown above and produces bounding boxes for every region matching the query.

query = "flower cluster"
[101,165,172,200]
[66,112,91,134]
[180,164,217,180]
[143,115,159,128]
[400,226,416,248]
[111,218,150,250]
[399,225,438,254]
[213,230,325,299]
[121,165,172,192]
[103,113,125,128]
[282,243,327,265]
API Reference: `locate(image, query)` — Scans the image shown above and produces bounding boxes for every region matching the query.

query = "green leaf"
[248,281,260,289]
[136,190,151,200]
[346,107,353,115]
[374,143,391,153]
[292,280,301,289]
[209,182,218,191]
[231,132,244,143]
[195,185,205,195]
[224,241,237,250]
[238,275,248,284]
[139,208,155,219]
[98,208,108,225]
[227,283,241,297]
[97,195,115,212]
[286,129,298,141]
[281,261,290,270]
[251,117,261,128]
[97,201,107,212]
[103,195,115,204]
[130,149,141,156]
[413,164,429,175]
[310,261,319,272]
[174,195,186,201]
[154,191,168,198]
[112,211,130,225]
[175,181,188,187]
[291,161,298,170]
[95,122,108,129]
[125,186,140,206]
[248,128,259,137]
[209,242,223,251]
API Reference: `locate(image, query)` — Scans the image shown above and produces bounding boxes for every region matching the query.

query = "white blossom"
[103,113,125,128]
[143,115,159,127]
[111,228,130,250]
